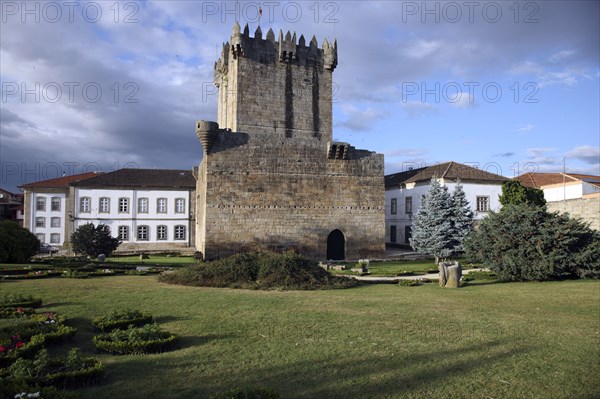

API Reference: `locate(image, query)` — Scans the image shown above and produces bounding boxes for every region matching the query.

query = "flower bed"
[6,348,104,389]
[92,309,154,332]
[93,324,178,355]
[0,312,76,368]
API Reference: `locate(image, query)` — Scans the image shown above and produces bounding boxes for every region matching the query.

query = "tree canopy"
[409,178,474,262]
[71,223,120,257]
[499,180,546,207]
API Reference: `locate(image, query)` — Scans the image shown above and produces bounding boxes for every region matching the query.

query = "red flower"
[0,345,5,352]
[15,341,24,349]
[16,307,24,313]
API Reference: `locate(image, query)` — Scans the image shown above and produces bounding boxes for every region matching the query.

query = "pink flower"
[0,345,5,352]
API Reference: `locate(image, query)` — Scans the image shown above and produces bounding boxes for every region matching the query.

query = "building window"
[50,233,60,244]
[405,226,412,244]
[157,225,167,240]
[51,197,61,212]
[138,198,148,213]
[80,197,91,213]
[157,198,167,213]
[36,197,46,211]
[118,226,129,241]
[51,217,60,228]
[137,225,149,241]
[391,198,397,215]
[35,217,45,228]
[36,233,45,243]
[119,198,129,213]
[99,197,110,213]
[174,225,186,240]
[390,225,397,243]
[476,196,490,212]
[405,197,413,214]
[175,198,185,213]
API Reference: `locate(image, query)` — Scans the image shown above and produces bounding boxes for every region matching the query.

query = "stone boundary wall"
[547,197,600,230]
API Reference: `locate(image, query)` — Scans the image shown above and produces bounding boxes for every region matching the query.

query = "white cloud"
[549,50,576,63]
[403,40,442,58]
[565,145,600,165]
[515,124,536,134]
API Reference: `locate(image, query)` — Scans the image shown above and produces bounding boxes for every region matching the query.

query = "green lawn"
[1,277,598,399]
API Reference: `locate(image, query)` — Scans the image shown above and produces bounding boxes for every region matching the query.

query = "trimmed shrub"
[93,324,178,355]
[6,348,104,389]
[0,294,43,309]
[465,204,600,281]
[92,309,154,332]
[160,251,358,290]
[210,387,280,399]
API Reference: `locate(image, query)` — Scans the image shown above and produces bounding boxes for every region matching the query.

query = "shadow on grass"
[88,338,533,398]
[42,301,82,308]
[154,315,188,324]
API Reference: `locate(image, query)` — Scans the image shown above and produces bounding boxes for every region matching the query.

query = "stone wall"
[195,130,385,260]
[547,197,600,230]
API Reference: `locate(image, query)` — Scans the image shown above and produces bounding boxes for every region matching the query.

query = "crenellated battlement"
[215,22,337,81]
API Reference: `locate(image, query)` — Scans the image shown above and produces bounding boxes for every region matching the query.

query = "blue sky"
[1,0,598,191]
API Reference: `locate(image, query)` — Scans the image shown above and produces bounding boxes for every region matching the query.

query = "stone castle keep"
[194,22,385,260]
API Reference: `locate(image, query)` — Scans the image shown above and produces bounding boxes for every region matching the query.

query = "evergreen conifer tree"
[450,181,474,253]
[409,177,454,263]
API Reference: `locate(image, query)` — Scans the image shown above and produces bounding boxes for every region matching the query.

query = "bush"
[0,221,40,263]
[92,309,154,332]
[398,279,421,287]
[71,223,120,257]
[160,252,358,290]
[464,204,600,281]
[61,270,89,279]
[0,294,43,309]
[93,324,178,355]
[210,387,280,399]
[462,270,497,282]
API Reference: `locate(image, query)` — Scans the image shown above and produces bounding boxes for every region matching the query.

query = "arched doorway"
[327,229,345,260]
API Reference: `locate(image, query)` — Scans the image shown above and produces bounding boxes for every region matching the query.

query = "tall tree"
[71,223,120,257]
[450,181,474,253]
[499,180,546,207]
[409,177,455,264]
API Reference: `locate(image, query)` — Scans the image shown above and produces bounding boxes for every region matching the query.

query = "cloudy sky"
[1,0,598,191]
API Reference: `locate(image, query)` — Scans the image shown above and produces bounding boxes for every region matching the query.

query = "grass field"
[1,277,598,398]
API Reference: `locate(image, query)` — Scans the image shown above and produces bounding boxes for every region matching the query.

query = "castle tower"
[214,22,337,140]
[195,24,384,261]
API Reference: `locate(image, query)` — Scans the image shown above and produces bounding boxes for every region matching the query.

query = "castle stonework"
[194,23,385,260]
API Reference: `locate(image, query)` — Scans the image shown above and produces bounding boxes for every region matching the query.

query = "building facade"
[70,169,196,253]
[0,188,24,226]
[20,172,100,247]
[20,169,196,253]
[194,23,385,260]
[385,162,506,245]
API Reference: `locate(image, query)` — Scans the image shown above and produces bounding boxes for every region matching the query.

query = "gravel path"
[349,268,486,282]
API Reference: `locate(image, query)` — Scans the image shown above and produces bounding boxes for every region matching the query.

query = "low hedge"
[92,309,154,332]
[93,324,178,355]
[6,349,104,389]
[0,294,43,309]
